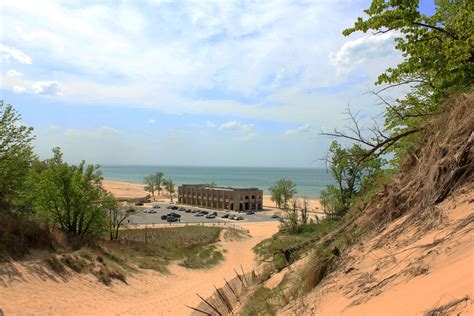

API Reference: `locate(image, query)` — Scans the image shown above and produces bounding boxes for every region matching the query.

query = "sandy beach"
[0,221,279,315]
[101,180,323,214]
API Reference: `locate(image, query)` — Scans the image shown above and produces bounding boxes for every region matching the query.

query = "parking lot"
[128,202,282,225]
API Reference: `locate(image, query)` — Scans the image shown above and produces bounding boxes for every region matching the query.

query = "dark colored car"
[271,214,280,219]
[185,209,192,213]
[222,214,229,218]
[191,209,198,213]
[171,206,179,210]
[161,215,168,220]
[152,204,161,208]
[201,210,209,215]
[168,212,181,218]
[134,202,144,206]
[179,207,186,211]
[246,210,255,215]
[166,205,173,209]
[167,216,178,222]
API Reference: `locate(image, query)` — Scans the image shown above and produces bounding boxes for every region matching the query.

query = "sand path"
[0,222,279,315]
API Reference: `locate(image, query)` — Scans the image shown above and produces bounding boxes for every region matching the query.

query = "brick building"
[178,184,263,211]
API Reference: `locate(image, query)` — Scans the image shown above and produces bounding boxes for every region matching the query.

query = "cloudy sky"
[0,0,434,167]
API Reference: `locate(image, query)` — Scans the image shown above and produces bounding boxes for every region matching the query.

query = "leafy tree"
[30,148,116,238]
[0,101,35,212]
[321,141,384,217]
[154,171,165,197]
[343,0,473,165]
[163,179,175,203]
[269,179,297,209]
[144,175,157,200]
[144,171,165,200]
[108,203,131,241]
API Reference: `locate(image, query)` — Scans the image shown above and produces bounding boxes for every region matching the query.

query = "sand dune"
[0,222,279,315]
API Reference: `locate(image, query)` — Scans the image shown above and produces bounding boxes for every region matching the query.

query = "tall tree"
[320,141,384,217]
[30,148,115,237]
[163,179,175,203]
[154,172,165,197]
[108,203,131,241]
[0,101,35,212]
[340,0,473,165]
[269,179,297,209]
[144,175,156,200]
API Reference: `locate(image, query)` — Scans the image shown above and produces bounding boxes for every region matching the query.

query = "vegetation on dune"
[243,0,473,313]
[269,178,297,209]
[144,171,165,200]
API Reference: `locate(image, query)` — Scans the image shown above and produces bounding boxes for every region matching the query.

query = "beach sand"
[101,180,323,214]
[0,221,279,315]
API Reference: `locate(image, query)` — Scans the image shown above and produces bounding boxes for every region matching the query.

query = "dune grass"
[42,226,224,285]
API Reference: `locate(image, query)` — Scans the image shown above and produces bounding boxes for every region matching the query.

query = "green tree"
[163,179,175,203]
[154,171,165,197]
[0,101,35,212]
[269,179,297,209]
[343,0,473,165]
[30,148,115,238]
[321,141,384,217]
[144,175,157,200]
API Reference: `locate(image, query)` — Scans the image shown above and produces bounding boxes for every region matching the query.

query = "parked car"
[195,212,204,217]
[205,214,216,219]
[179,207,186,211]
[171,206,179,210]
[222,214,229,218]
[235,216,244,220]
[166,205,173,209]
[167,216,178,222]
[161,215,168,220]
[246,210,255,215]
[201,210,209,215]
[152,204,161,208]
[191,209,199,213]
[168,212,181,218]
[271,214,280,219]
[185,209,192,213]
[134,202,144,206]
[148,209,157,214]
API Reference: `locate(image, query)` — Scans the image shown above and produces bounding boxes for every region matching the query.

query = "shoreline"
[101,179,323,214]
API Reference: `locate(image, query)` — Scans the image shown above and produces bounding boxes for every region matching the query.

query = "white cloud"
[6,69,23,77]
[13,85,26,93]
[32,80,62,96]
[284,123,315,136]
[0,43,32,64]
[205,120,216,128]
[64,126,120,137]
[330,32,398,70]
[219,121,255,132]
[148,118,156,124]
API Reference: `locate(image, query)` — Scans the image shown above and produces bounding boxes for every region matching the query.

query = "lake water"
[99,166,335,198]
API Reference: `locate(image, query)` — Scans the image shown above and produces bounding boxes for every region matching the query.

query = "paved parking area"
[128,202,282,225]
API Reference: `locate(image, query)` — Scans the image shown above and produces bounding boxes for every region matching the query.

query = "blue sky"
[0,0,417,167]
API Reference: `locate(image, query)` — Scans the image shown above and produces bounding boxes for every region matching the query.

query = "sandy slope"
[0,222,279,315]
[283,189,474,315]
[101,180,323,214]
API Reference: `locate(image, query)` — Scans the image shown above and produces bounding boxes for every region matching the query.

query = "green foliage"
[321,141,384,217]
[344,0,473,165]
[163,178,175,202]
[144,171,165,199]
[253,219,340,270]
[269,178,297,209]
[240,287,275,316]
[29,147,116,238]
[0,101,35,212]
